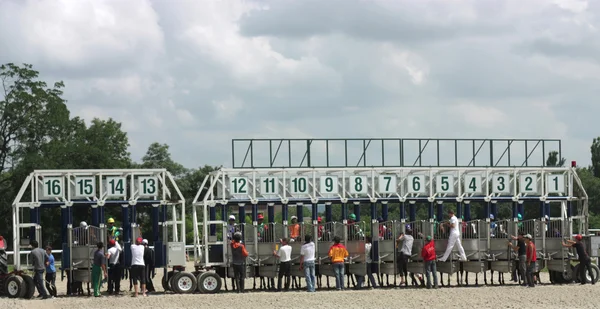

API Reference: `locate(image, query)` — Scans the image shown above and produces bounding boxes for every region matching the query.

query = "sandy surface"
[2,263,598,309]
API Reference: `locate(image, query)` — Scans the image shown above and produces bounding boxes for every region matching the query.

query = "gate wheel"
[198,272,222,294]
[5,275,26,298]
[21,274,35,299]
[587,264,599,284]
[171,272,197,294]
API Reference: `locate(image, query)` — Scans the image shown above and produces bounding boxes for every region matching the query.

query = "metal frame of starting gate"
[11,169,187,271]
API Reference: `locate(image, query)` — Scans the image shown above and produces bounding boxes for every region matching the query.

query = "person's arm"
[299,255,304,270]
[241,244,249,257]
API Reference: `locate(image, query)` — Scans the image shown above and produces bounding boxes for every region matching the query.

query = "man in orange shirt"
[328,236,349,290]
[231,232,249,293]
[289,216,300,242]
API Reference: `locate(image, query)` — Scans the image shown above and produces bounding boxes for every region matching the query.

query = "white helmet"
[80,221,88,228]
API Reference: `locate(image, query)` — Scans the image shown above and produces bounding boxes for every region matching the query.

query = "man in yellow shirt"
[328,236,349,290]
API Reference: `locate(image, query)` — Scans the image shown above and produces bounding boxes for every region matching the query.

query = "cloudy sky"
[0,0,598,169]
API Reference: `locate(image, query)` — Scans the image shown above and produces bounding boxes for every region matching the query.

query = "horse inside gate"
[345,220,366,289]
[317,221,344,289]
[404,220,429,287]
[68,225,104,296]
[485,218,514,285]
[377,220,395,287]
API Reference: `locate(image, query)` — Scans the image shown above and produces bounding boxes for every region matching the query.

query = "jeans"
[34,270,48,297]
[424,260,438,289]
[45,272,57,297]
[92,265,102,297]
[518,255,527,283]
[303,261,316,292]
[579,258,595,284]
[333,263,345,290]
[525,262,535,287]
[277,261,291,291]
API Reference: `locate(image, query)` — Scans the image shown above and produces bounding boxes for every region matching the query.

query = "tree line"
[2,63,600,248]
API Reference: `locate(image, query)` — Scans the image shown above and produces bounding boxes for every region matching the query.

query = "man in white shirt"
[105,239,122,295]
[273,238,292,291]
[439,209,467,262]
[130,237,146,297]
[300,234,316,292]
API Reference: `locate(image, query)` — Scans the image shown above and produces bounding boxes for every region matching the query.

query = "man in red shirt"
[421,235,438,289]
[524,234,537,287]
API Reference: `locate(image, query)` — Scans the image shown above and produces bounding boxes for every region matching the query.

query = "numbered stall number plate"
[260,177,279,195]
[230,177,249,195]
[519,174,538,194]
[492,174,510,194]
[320,176,339,195]
[74,177,96,197]
[378,175,397,194]
[463,175,482,194]
[436,175,454,194]
[42,177,64,198]
[407,175,427,194]
[138,176,158,197]
[105,177,127,198]
[290,176,310,195]
[546,174,565,194]
[348,176,368,195]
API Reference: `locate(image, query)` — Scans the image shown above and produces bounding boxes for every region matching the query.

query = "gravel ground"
[2,264,598,309]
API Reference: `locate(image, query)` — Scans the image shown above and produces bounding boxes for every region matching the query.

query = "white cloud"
[1,0,599,168]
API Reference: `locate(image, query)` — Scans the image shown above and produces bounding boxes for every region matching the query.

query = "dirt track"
[2,266,598,309]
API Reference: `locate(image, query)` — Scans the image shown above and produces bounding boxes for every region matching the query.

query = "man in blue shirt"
[45,246,57,297]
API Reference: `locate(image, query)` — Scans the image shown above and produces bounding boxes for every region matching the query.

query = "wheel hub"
[7,280,18,295]
[203,276,218,291]
[178,276,193,291]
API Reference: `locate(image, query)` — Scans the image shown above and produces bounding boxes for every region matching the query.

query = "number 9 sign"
[320,176,338,194]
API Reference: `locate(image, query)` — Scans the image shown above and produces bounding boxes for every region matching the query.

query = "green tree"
[546,151,566,167]
[592,137,600,177]
[140,142,186,176]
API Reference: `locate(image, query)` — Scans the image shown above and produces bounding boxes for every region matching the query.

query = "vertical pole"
[354,203,361,221]
[456,201,463,219]
[252,203,258,222]
[99,206,105,226]
[239,204,246,240]
[428,202,434,220]
[436,201,444,222]
[518,202,524,218]
[512,201,518,219]
[539,201,545,219]
[61,206,68,245]
[400,202,406,220]
[91,206,99,226]
[409,201,416,222]
[484,202,491,219]
[281,204,288,223]
[491,201,498,219]
[341,203,347,222]
[381,202,389,221]
[297,204,304,223]
[152,205,159,243]
[325,203,332,222]
[370,202,377,221]
[545,202,551,218]
[566,201,573,218]
[268,203,275,224]
[464,201,472,222]
[312,203,318,221]
[122,205,130,243]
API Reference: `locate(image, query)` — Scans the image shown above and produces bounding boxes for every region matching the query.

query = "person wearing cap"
[107,217,120,242]
[377,217,387,240]
[257,213,268,242]
[439,209,467,262]
[490,214,497,238]
[227,215,237,240]
[231,232,249,293]
[142,239,156,293]
[317,217,324,240]
[524,234,537,287]
[130,237,146,297]
[508,232,527,285]
[562,235,595,285]
[105,239,122,295]
[288,216,300,242]
[347,213,364,240]
[420,234,438,289]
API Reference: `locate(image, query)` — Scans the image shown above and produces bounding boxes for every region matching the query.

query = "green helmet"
[349,213,356,220]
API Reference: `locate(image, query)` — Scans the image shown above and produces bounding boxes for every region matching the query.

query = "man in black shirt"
[508,232,527,286]
[562,234,595,285]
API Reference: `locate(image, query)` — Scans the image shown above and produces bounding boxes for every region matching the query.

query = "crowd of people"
[29,217,156,299]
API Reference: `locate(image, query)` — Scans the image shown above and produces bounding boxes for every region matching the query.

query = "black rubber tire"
[170,272,197,294]
[5,275,26,298]
[162,270,174,292]
[588,264,599,284]
[21,274,35,299]
[197,272,222,294]
[195,272,203,293]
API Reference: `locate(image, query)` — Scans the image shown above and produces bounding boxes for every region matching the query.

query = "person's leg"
[340,263,345,290]
[107,266,114,294]
[92,265,100,297]
[368,263,377,288]
[115,265,121,294]
[440,234,457,261]
[334,264,342,289]
[140,267,147,296]
[455,236,467,260]
[303,262,311,291]
[309,262,316,292]
[432,262,438,288]
[424,262,431,288]
[45,273,52,296]
[519,256,527,286]
[283,262,291,290]
[277,263,284,290]
[50,272,57,297]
